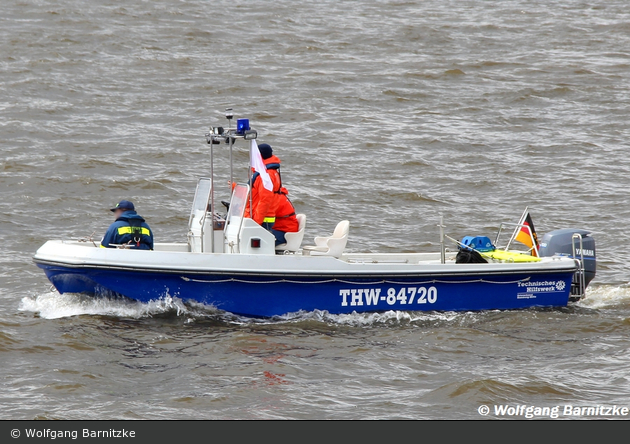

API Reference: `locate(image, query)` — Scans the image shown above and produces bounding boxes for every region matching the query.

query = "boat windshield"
[188,177,212,227]
[228,184,249,220]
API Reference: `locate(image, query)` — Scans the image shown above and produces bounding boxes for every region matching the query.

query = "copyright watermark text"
[478,404,630,419]
[9,428,136,439]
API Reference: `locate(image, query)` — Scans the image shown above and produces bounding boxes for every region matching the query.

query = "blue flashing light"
[236,118,250,135]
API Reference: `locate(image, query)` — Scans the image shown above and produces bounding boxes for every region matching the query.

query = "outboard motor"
[538,229,596,300]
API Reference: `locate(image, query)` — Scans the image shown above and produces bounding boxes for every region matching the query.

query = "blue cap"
[258,143,273,159]
[110,200,135,212]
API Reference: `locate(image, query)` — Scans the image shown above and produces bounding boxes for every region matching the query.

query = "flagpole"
[209,141,215,253]
[506,206,528,250]
[248,140,253,218]
[439,214,445,264]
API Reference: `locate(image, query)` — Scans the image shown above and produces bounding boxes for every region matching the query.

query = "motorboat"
[33,112,597,318]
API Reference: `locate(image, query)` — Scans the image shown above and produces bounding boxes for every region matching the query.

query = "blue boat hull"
[37,262,575,317]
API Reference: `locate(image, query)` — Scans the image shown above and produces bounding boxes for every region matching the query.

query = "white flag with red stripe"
[249,139,273,191]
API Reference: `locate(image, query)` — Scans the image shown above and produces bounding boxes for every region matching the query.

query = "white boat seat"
[275,214,306,253]
[302,220,349,258]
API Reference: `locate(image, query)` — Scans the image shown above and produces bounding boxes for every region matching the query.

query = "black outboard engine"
[538,229,596,300]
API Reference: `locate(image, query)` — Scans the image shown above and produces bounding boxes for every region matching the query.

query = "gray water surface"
[2,0,630,420]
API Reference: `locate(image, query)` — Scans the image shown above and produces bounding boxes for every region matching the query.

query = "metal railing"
[571,233,586,299]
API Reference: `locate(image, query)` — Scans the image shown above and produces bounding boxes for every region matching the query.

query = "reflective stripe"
[263,217,276,223]
[117,226,151,236]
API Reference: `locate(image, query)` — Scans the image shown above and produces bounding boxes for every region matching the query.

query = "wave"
[19,283,630,326]
[18,291,192,320]
[18,290,462,325]
[575,284,630,310]
[11,291,547,327]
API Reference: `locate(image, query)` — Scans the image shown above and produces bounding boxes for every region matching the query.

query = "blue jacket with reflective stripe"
[101,211,154,250]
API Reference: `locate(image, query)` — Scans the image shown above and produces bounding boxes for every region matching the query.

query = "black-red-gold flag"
[514,211,539,256]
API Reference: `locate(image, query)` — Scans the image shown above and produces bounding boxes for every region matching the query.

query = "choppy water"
[2,0,630,420]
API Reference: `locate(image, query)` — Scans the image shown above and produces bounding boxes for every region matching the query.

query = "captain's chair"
[275,214,306,253]
[302,220,349,258]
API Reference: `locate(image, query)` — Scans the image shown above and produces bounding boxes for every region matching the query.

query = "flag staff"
[505,206,540,257]
[506,206,528,251]
[209,139,215,253]
[438,213,445,264]
[248,140,253,217]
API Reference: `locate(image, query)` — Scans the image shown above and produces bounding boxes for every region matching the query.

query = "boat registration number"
[339,286,438,307]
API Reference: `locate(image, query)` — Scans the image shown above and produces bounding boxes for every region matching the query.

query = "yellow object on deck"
[480,249,541,262]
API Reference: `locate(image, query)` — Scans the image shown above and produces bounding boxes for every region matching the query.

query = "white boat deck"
[35,240,576,277]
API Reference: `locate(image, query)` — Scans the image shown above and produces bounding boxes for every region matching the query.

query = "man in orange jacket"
[271,187,299,245]
[246,143,282,231]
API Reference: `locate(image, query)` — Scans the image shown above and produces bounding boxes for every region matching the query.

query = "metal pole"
[230,137,234,189]
[226,107,234,199]
[209,142,215,253]
[506,206,528,251]
[439,214,445,264]
[248,139,252,219]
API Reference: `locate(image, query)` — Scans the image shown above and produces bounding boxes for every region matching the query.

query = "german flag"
[514,211,539,257]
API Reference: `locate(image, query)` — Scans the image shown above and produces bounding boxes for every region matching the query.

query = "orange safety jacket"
[245,155,282,225]
[273,187,299,233]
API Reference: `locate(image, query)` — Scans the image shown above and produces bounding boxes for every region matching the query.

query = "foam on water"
[19,282,630,325]
[18,291,446,325]
[18,290,510,326]
[18,291,189,320]
[310,309,466,326]
[576,284,630,310]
